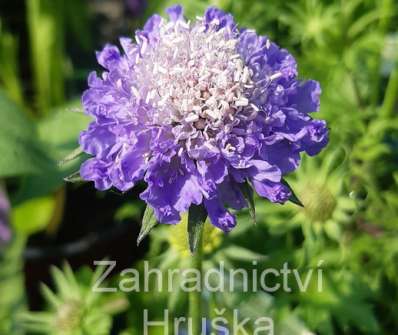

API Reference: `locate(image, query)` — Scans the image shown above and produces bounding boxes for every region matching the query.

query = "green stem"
[381,63,398,118]
[371,0,393,107]
[189,231,203,335]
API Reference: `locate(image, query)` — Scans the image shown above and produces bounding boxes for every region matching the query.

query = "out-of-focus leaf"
[59,147,83,166]
[0,21,24,106]
[27,0,66,114]
[63,171,84,184]
[37,102,90,161]
[0,91,51,178]
[222,246,267,262]
[296,271,380,334]
[323,220,342,241]
[13,103,89,202]
[65,0,92,50]
[167,272,184,313]
[146,0,209,19]
[11,196,56,235]
[21,263,125,335]
[115,203,143,222]
[278,313,316,335]
[0,235,26,335]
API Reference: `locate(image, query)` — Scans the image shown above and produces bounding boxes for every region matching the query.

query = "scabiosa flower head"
[80,5,329,231]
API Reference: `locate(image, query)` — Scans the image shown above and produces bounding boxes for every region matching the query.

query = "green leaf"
[37,102,90,161]
[187,204,207,253]
[40,284,61,309]
[0,91,51,178]
[222,246,268,262]
[137,205,158,246]
[63,171,84,183]
[0,22,24,106]
[0,235,27,335]
[58,147,83,166]
[167,272,184,313]
[282,179,304,207]
[27,0,66,115]
[114,203,143,222]
[11,196,56,235]
[13,103,90,203]
[64,0,92,51]
[240,182,256,224]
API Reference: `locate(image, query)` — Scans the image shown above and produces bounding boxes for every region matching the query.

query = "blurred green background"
[0,0,397,334]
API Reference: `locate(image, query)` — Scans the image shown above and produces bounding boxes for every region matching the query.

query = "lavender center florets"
[133,17,256,144]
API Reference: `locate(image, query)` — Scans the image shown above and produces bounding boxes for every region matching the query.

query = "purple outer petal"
[290,80,321,113]
[80,158,112,191]
[204,197,236,232]
[79,124,116,159]
[140,157,204,224]
[217,177,247,210]
[252,180,291,204]
[96,44,121,70]
[260,141,300,174]
[301,119,329,156]
[204,7,237,32]
[197,157,228,192]
[166,5,184,22]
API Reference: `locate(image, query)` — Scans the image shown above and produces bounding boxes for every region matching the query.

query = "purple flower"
[0,185,11,245]
[80,6,328,231]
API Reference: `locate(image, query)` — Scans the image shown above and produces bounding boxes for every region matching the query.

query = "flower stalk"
[189,228,203,335]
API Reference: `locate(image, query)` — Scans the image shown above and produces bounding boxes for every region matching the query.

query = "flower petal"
[80,158,112,191]
[166,5,184,22]
[204,197,236,232]
[252,180,291,204]
[141,157,203,223]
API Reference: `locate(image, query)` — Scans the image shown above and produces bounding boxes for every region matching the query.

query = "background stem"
[381,63,398,118]
[371,0,393,107]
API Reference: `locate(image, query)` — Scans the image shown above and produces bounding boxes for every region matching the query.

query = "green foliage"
[0,21,24,106]
[27,0,66,115]
[0,91,51,178]
[0,235,27,335]
[240,181,256,224]
[187,204,207,253]
[20,263,128,335]
[13,102,89,203]
[11,195,56,235]
[137,205,159,245]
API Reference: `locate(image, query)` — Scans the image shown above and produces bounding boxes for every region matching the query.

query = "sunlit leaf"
[137,205,158,245]
[11,196,56,235]
[187,204,207,253]
[282,179,304,207]
[240,182,256,224]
